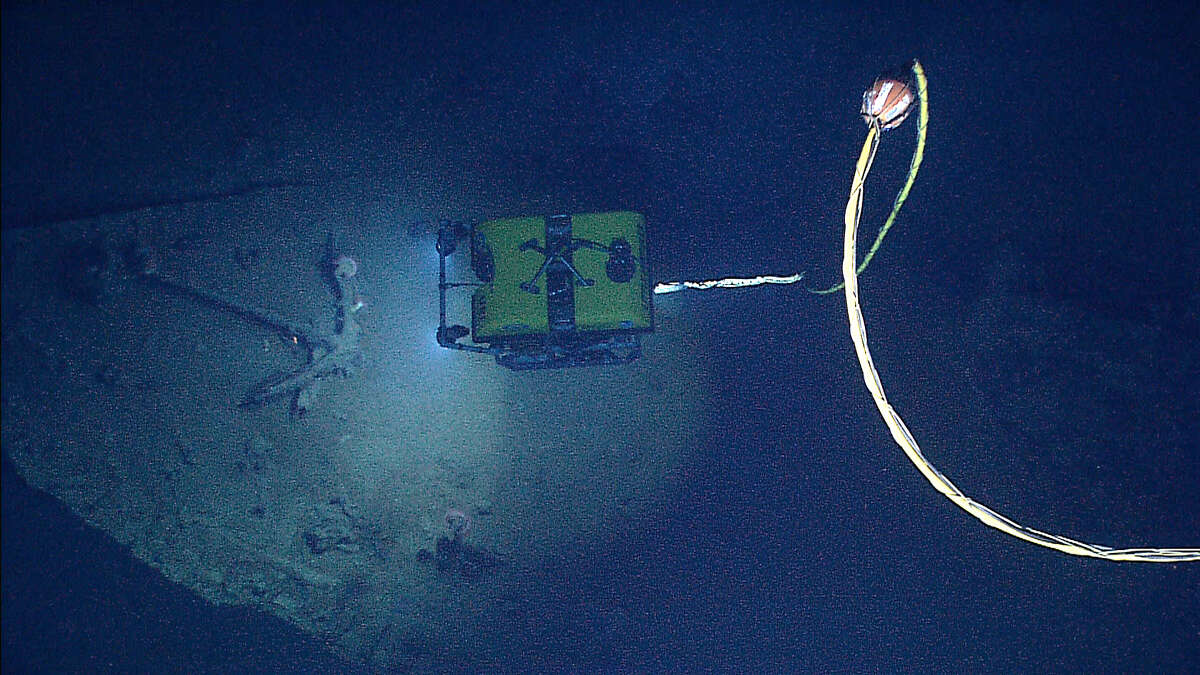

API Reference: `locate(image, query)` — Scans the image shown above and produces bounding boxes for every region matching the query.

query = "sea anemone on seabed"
[332,254,358,280]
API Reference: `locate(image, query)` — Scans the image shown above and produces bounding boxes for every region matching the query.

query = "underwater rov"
[435,211,653,370]
[435,211,805,370]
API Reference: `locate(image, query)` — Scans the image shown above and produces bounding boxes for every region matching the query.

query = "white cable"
[653,273,804,294]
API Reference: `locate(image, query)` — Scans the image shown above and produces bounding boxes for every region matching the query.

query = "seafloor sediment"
[0,185,714,669]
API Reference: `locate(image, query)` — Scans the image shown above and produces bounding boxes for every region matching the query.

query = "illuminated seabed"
[0,182,715,669]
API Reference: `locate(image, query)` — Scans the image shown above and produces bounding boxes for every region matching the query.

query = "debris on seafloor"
[302,496,364,555]
[417,508,504,581]
[137,233,364,415]
[60,234,115,305]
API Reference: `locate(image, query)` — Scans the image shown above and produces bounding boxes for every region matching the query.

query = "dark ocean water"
[4,1,1198,672]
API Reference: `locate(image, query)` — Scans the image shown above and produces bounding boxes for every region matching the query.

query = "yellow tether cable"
[841,60,1198,562]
